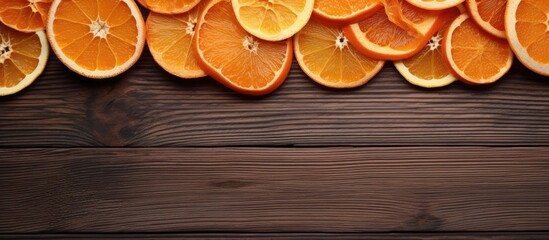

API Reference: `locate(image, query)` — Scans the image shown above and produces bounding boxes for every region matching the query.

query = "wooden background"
[1,13,549,238]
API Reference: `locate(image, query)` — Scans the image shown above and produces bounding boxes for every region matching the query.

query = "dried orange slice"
[394,6,461,88]
[0,0,52,32]
[505,0,549,76]
[47,0,146,79]
[137,0,201,15]
[466,0,506,38]
[344,0,447,60]
[231,0,314,41]
[312,0,382,25]
[146,1,206,79]
[194,0,293,95]
[405,0,464,10]
[294,19,384,88]
[442,13,513,84]
[0,23,48,96]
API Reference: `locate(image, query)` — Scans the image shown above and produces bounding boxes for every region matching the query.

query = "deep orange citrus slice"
[137,0,201,15]
[505,0,548,76]
[442,13,513,84]
[194,0,293,95]
[0,23,48,96]
[312,0,382,25]
[0,0,52,32]
[295,19,385,88]
[466,0,506,38]
[343,0,447,60]
[146,1,206,79]
[47,0,146,79]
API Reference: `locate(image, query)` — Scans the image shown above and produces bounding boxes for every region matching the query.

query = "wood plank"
[2,233,549,239]
[0,50,548,147]
[1,147,548,233]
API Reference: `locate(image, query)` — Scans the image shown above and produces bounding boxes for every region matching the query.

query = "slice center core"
[0,40,11,64]
[90,20,110,39]
[28,0,39,13]
[243,36,259,53]
[186,17,197,36]
[335,32,348,50]
[427,33,442,51]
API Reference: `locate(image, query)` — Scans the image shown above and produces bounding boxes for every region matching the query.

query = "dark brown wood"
[1,147,548,233]
[2,233,549,239]
[0,49,548,147]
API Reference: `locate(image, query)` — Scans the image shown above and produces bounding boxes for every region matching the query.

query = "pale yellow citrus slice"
[231,0,315,41]
[405,0,464,10]
[394,6,462,88]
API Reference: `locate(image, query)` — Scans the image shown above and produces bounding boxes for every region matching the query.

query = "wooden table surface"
[1,26,549,239]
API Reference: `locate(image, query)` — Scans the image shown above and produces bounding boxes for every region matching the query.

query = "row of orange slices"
[0,0,547,96]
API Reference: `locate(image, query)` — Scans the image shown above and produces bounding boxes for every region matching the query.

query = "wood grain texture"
[1,147,548,233]
[2,233,549,239]
[0,48,548,147]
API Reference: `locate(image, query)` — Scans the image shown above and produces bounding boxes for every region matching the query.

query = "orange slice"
[0,23,48,96]
[505,0,549,76]
[405,0,464,10]
[231,0,314,41]
[136,0,201,15]
[194,0,293,95]
[146,1,206,79]
[312,0,382,25]
[47,0,146,79]
[442,13,513,85]
[343,0,447,60]
[466,0,506,38]
[294,19,384,88]
[0,0,52,32]
[394,6,461,88]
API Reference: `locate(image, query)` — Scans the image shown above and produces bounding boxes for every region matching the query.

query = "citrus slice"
[343,0,447,60]
[466,0,506,38]
[231,0,314,41]
[442,13,513,85]
[0,23,48,96]
[312,0,382,25]
[47,0,146,79]
[194,0,293,95]
[405,0,464,10]
[294,19,384,88]
[146,1,206,79]
[136,0,201,15]
[0,0,52,32]
[394,6,461,88]
[505,0,549,76]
